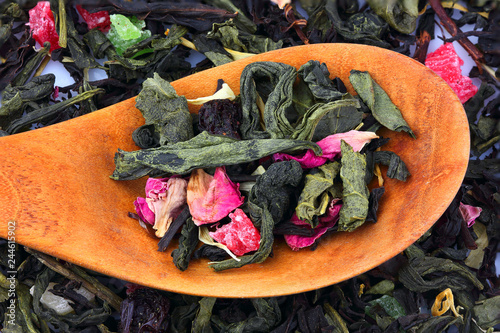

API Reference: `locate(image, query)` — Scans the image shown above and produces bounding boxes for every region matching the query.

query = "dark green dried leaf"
[366,186,385,223]
[349,70,415,138]
[240,61,297,139]
[366,0,419,34]
[0,74,55,117]
[134,73,193,147]
[298,60,346,102]
[374,150,410,181]
[208,21,282,54]
[111,131,320,180]
[193,34,233,66]
[323,2,391,48]
[296,162,341,228]
[398,256,484,293]
[209,1,257,33]
[67,37,100,70]
[472,295,500,329]
[11,42,50,88]
[249,160,304,226]
[224,298,281,332]
[338,140,370,232]
[171,217,199,271]
[192,297,216,333]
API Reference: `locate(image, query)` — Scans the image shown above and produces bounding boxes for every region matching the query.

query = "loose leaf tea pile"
[112,60,413,272]
[0,0,499,332]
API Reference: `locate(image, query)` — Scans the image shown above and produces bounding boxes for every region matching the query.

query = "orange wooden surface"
[0,44,469,297]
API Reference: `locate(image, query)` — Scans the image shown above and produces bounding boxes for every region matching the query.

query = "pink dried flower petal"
[133,197,155,225]
[28,2,60,52]
[425,43,478,103]
[274,130,378,168]
[285,200,342,251]
[145,177,169,201]
[188,167,245,226]
[209,208,261,256]
[459,202,482,228]
[151,178,188,238]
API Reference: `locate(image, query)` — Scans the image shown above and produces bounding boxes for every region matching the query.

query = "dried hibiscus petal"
[76,5,111,33]
[285,199,342,251]
[425,43,478,103]
[209,208,261,256]
[187,167,244,226]
[28,1,60,52]
[198,99,242,140]
[274,130,379,168]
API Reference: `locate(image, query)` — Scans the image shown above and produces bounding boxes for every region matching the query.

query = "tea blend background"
[0,0,499,332]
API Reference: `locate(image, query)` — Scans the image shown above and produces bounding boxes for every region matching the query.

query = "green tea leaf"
[192,297,216,333]
[349,70,415,138]
[111,131,320,180]
[472,295,500,329]
[338,140,370,232]
[172,217,199,271]
[296,162,341,228]
[298,60,346,102]
[366,0,419,34]
[134,73,193,147]
[240,61,297,139]
[374,150,411,181]
[398,256,484,293]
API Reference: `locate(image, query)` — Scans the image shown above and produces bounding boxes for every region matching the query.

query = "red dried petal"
[425,43,478,103]
[209,209,260,256]
[76,5,111,33]
[28,1,60,52]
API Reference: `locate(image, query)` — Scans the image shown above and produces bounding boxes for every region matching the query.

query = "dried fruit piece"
[425,43,478,103]
[28,1,60,52]
[210,208,261,256]
[76,5,111,33]
[107,14,151,55]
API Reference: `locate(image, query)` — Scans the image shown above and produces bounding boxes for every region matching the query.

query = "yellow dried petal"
[431,288,463,318]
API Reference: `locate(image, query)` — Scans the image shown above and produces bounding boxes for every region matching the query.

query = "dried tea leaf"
[240,61,297,139]
[0,74,55,117]
[249,160,303,226]
[134,73,193,147]
[338,140,370,232]
[349,70,415,138]
[366,187,385,223]
[472,295,500,329]
[374,150,411,181]
[6,88,105,134]
[366,0,419,34]
[11,42,50,88]
[398,256,484,293]
[171,217,199,271]
[464,222,488,269]
[192,297,216,333]
[297,60,346,102]
[296,162,341,228]
[111,131,320,180]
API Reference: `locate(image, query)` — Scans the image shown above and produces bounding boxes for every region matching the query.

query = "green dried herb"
[296,162,341,228]
[349,70,415,138]
[374,150,411,181]
[111,131,320,180]
[6,88,105,134]
[338,140,370,232]
[133,73,193,147]
[171,217,199,271]
[192,297,216,333]
[298,60,346,103]
[11,42,50,87]
[0,74,55,118]
[240,61,297,139]
[398,255,484,293]
[472,296,500,329]
[366,0,419,34]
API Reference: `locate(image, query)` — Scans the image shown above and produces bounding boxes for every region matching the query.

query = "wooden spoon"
[0,44,469,298]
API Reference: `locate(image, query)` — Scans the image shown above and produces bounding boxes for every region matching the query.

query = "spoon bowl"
[0,44,469,297]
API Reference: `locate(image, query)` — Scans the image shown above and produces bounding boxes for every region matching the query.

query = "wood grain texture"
[0,44,469,297]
